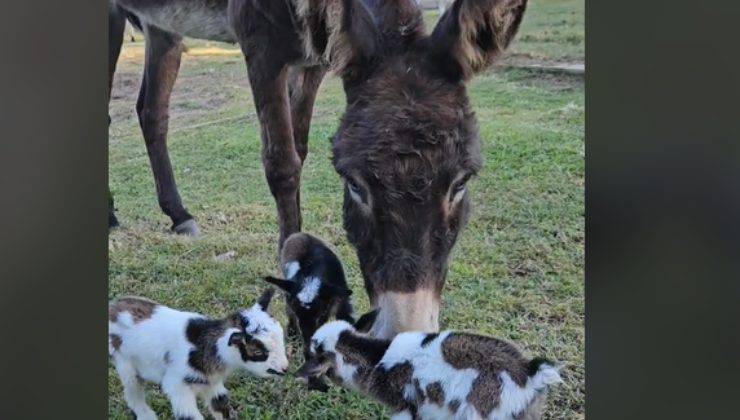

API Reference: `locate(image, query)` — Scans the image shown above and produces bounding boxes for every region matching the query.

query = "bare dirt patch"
[498,53,584,73]
[111,72,140,100]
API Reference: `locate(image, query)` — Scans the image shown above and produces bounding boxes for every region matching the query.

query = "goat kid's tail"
[527,357,564,389]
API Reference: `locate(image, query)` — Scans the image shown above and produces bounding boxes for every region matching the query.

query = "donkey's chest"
[118,0,236,43]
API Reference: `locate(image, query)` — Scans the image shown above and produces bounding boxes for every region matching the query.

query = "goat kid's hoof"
[172,219,200,237]
[306,378,329,393]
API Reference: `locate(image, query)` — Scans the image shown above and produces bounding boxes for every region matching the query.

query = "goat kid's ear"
[353,308,379,333]
[228,332,247,346]
[263,276,294,293]
[296,357,330,379]
[257,287,276,311]
[325,283,352,297]
[428,0,528,81]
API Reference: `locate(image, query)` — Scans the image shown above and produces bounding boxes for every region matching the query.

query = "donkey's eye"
[347,180,360,194]
[346,179,365,205]
[449,174,472,204]
[450,182,467,203]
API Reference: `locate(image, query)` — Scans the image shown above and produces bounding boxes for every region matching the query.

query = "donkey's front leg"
[247,62,303,249]
[108,3,126,230]
[137,25,199,236]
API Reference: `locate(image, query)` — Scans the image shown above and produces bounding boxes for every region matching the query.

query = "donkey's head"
[299,0,527,338]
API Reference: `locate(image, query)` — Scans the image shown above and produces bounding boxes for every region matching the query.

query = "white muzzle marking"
[369,289,440,339]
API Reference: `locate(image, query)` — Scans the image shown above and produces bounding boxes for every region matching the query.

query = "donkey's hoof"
[108,213,119,230]
[173,219,200,237]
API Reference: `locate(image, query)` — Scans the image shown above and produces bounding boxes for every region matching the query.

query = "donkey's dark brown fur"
[316,0,527,337]
[109,0,325,239]
[108,0,527,337]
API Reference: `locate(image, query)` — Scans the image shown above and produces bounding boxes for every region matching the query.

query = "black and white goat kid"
[108,289,288,420]
[263,232,376,391]
[297,320,563,420]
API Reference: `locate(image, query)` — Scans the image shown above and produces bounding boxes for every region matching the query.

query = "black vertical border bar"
[0,1,108,418]
[587,1,740,419]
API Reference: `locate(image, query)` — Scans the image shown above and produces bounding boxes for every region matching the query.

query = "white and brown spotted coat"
[300,321,562,420]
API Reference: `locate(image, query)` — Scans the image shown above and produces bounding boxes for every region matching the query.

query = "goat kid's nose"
[267,368,286,376]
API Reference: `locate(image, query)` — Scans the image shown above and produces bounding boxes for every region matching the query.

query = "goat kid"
[297,320,562,420]
[108,288,288,420]
[263,232,377,390]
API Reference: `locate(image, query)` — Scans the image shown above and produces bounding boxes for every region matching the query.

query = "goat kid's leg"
[246,61,302,249]
[201,382,236,420]
[138,25,199,236]
[286,305,300,340]
[113,356,157,420]
[287,316,299,339]
[162,377,203,420]
[108,3,126,229]
[302,336,329,392]
[454,405,483,420]
[390,410,415,420]
[515,390,548,420]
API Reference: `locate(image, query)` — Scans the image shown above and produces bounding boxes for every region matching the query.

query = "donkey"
[108,0,527,337]
[108,0,329,238]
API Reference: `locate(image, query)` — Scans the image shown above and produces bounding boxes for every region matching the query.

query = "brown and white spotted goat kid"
[298,321,562,420]
[263,232,377,391]
[108,289,288,420]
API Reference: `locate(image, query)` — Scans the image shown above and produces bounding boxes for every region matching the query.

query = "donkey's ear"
[256,287,276,311]
[428,0,528,81]
[298,0,380,79]
[263,276,294,293]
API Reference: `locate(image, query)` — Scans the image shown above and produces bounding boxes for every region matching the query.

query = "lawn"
[108,0,584,418]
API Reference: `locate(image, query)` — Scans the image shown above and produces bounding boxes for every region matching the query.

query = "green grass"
[109,2,583,418]
[422,0,584,63]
